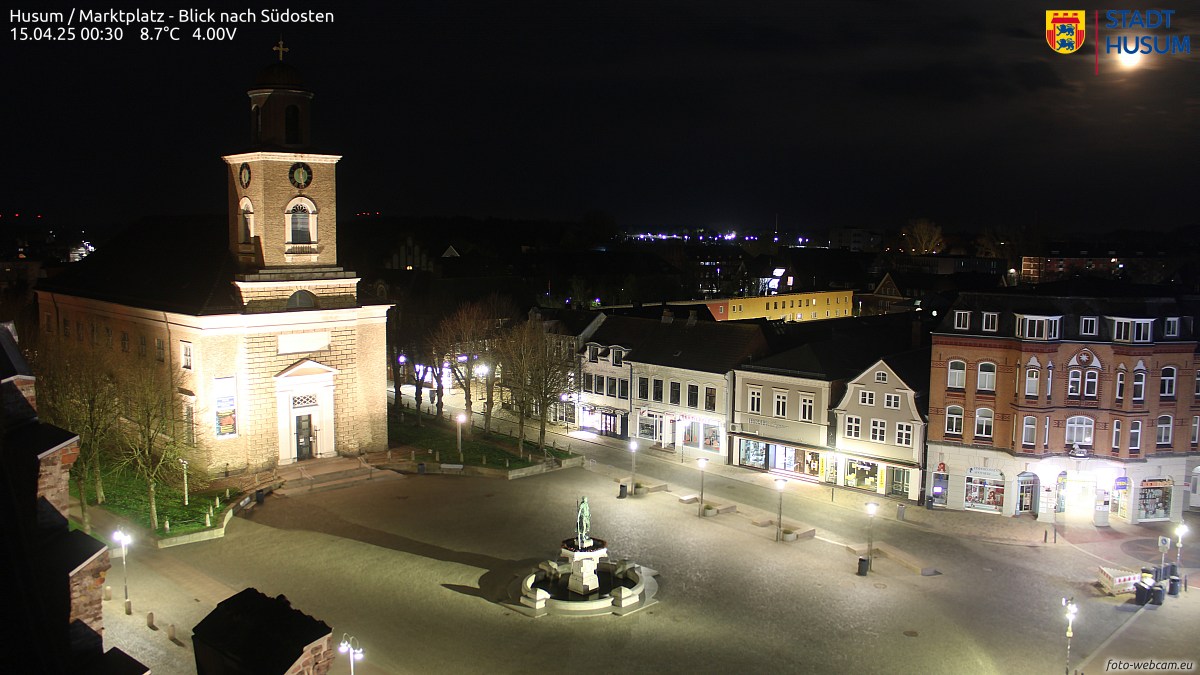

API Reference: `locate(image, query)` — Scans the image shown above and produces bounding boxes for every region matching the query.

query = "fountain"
[511,496,659,618]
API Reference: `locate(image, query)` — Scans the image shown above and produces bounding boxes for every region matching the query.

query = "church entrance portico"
[275,359,338,464]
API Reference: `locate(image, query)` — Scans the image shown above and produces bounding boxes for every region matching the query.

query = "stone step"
[276,468,402,496]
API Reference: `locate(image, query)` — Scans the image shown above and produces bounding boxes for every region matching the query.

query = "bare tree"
[430,301,491,435]
[496,320,539,449]
[900,218,945,255]
[116,357,183,532]
[33,338,121,533]
[496,319,573,451]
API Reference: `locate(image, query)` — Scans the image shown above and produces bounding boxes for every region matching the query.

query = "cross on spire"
[273,39,289,62]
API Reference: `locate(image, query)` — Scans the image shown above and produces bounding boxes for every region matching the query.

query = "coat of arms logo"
[1046,10,1086,54]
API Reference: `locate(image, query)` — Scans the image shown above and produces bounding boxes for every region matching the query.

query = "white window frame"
[870,419,887,442]
[1112,419,1121,450]
[845,415,861,439]
[896,423,913,447]
[1079,316,1098,336]
[954,310,970,330]
[1160,367,1176,398]
[1115,370,1125,401]
[748,387,762,414]
[1133,321,1152,343]
[859,390,875,406]
[1129,421,1142,451]
[1084,370,1098,398]
[982,312,998,332]
[284,196,318,245]
[773,390,788,418]
[1065,415,1094,447]
[974,408,993,439]
[1132,371,1145,402]
[884,393,901,409]
[1025,368,1039,397]
[1067,369,1082,397]
[1192,416,1199,446]
[947,360,966,389]
[799,394,814,422]
[1165,317,1180,337]
[875,371,888,383]
[180,341,193,370]
[1156,415,1173,445]
[977,362,996,392]
[1114,320,1131,342]
[1022,416,1036,445]
[946,406,963,435]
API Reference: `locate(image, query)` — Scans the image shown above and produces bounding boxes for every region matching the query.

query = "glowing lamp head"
[866,502,879,517]
[774,478,787,491]
[629,441,638,452]
[697,457,708,470]
[1178,523,1190,539]
[456,413,466,424]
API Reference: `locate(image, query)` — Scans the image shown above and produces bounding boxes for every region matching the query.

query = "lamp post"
[338,633,364,675]
[1063,596,1078,675]
[865,502,879,571]
[456,413,466,460]
[179,458,189,506]
[775,478,787,541]
[697,458,708,516]
[1177,522,1189,569]
[629,441,638,495]
[112,529,132,615]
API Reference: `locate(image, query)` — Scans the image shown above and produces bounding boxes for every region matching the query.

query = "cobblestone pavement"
[85,389,1196,674]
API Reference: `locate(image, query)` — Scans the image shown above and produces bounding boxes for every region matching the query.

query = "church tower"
[222,42,358,313]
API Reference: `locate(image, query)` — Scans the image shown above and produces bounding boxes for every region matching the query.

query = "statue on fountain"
[576,497,592,548]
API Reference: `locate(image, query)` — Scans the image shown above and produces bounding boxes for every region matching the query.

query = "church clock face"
[289,162,313,189]
[238,163,251,189]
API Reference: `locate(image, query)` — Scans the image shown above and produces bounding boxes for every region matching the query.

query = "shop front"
[637,410,664,446]
[1136,478,1173,522]
[678,415,724,456]
[580,405,627,439]
[736,437,824,481]
[964,467,1005,513]
[844,459,880,491]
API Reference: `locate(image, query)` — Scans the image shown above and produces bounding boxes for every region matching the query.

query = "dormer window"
[953,311,970,330]
[1113,318,1153,343]
[1079,316,1097,336]
[875,371,888,383]
[1016,315,1060,340]
[1165,317,1180,337]
[982,312,998,332]
[612,349,623,367]
[588,345,599,363]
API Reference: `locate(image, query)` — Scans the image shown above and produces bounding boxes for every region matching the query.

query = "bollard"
[164,520,170,534]
[104,585,112,601]
[147,612,155,629]
[168,624,176,640]
[205,513,211,527]
[387,450,393,461]
[225,488,230,499]
[1044,530,1048,543]
[411,450,415,461]
[506,458,510,468]
[435,451,440,462]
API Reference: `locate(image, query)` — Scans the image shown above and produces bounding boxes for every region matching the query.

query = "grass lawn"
[71,468,243,537]
[389,412,578,467]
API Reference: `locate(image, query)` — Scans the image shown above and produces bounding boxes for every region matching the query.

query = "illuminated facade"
[36,60,390,476]
[925,287,1197,523]
[704,290,854,322]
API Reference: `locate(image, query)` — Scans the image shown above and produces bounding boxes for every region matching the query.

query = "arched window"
[977,363,996,392]
[1065,416,1094,447]
[1132,370,1146,401]
[946,406,963,435]
[1084,370,1098,398]
[1157,415,1173,445]
[1067,369,1082,397]
[1022,416,1037,445]
[1160,367,1177,399]
[947,360,966,389]
[286,104,301,144]
[1025,368,1039,397]
[974,408,993,438]
[238,197,254,244]
[286,290,318,309]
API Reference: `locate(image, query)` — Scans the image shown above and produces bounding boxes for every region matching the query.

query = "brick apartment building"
[925,282,1197,524]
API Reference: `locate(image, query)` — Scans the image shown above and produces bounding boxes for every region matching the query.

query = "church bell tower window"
[285,105,301,145]
[290,204,313,244]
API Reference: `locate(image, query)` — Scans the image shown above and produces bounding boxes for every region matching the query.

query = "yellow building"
[703,290,854,322]
[36,58,391,476]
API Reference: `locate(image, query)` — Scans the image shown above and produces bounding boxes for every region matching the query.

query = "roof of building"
[252,62,308,89]
[743,316,923,381]
[882,347,932,416]
[585,313,767,374]
[193,588,331,674]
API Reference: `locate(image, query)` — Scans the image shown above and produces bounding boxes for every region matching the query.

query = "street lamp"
[456,413,466,460]
[1063,596,1078,675]
[865,502,879,571]
[112,529,132,615]
[629,441,638,495]
[179,458,189,507]
[1177,522,1189,569]
[338,633,364,675]
[697,458,708,517]
[775,478,787,541]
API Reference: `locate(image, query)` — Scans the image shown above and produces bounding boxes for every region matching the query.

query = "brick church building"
[36,55,390,476]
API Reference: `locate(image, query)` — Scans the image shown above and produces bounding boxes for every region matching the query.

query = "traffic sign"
[1159,536,1171,553]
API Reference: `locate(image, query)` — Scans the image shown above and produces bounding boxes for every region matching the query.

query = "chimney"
[662,308,674,324]
[686,310,698,327]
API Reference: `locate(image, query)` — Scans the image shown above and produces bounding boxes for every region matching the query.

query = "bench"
[678,494,699,504]
[439,463,464,474]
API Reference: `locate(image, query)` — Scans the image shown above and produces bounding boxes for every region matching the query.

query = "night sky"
[5,1,1200,236]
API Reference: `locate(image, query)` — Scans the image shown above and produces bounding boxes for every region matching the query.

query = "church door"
[296,414,314,461]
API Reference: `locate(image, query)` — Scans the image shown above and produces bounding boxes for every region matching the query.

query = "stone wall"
[283,633,334,675]
[38,438,79,518]
[69,549,110,636]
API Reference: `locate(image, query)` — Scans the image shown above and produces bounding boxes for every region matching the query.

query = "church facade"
[36,57,390,476]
